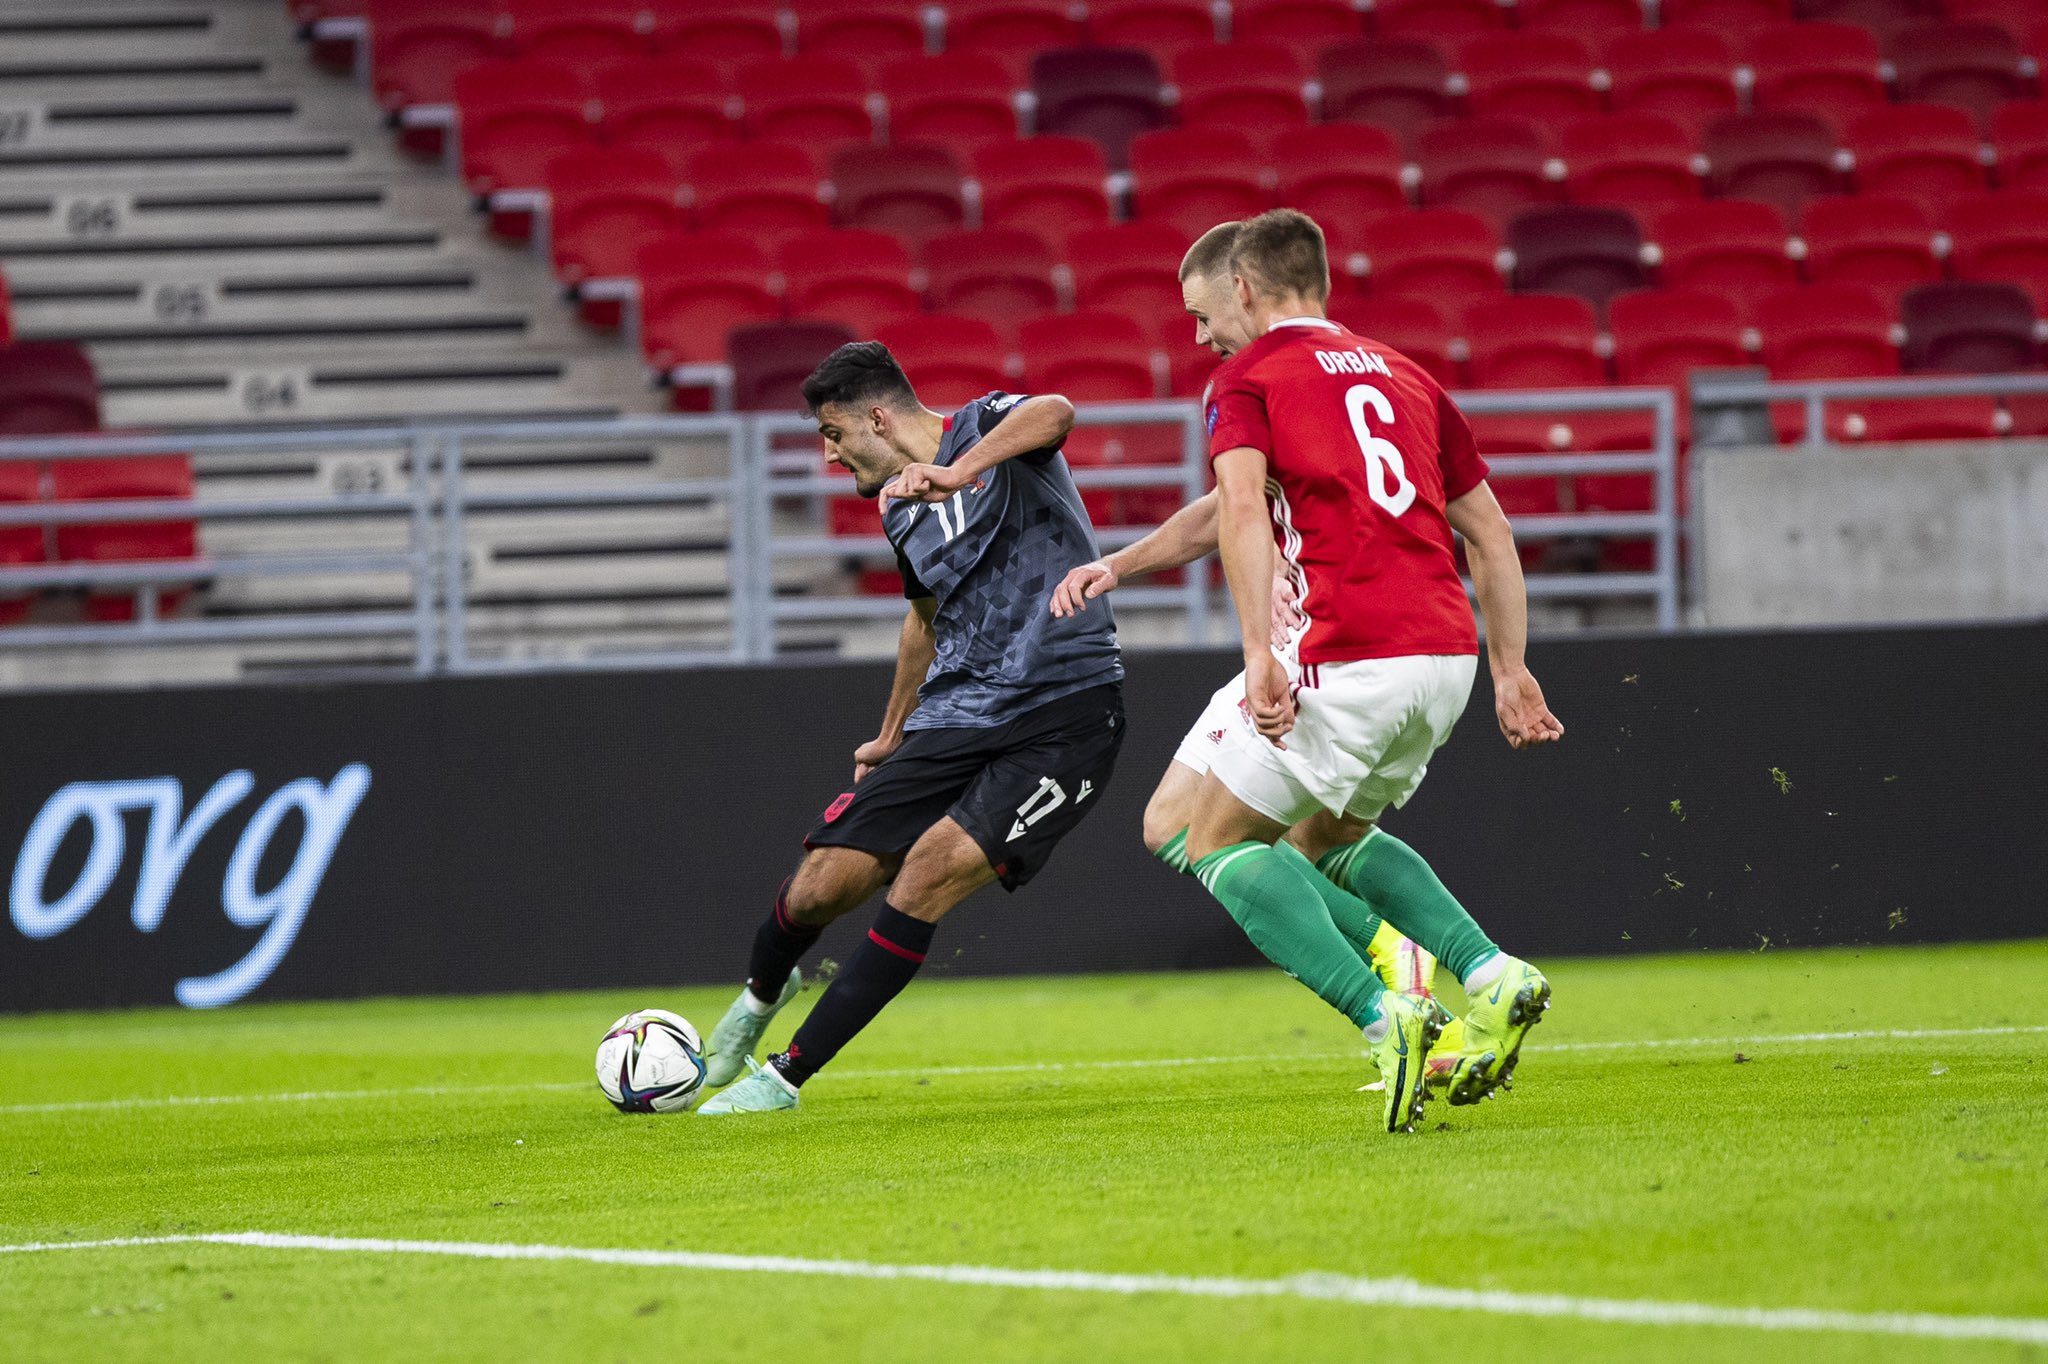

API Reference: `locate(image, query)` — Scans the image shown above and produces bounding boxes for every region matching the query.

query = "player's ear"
[1233,273,1253,313]
[868,404,890,437]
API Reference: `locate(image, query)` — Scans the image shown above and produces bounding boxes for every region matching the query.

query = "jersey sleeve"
[1435,388,1490,502]
[1206,366,1272,460]
[896,544,933,601]
[976,391,1060,466]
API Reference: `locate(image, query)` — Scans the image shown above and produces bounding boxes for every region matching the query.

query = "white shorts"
[1169,650,1305,777]
[1209,654,1478,826]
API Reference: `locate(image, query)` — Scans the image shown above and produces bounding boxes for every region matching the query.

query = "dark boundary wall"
[2,620,2044,1012]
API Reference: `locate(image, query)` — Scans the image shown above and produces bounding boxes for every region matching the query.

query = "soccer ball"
[595,1009,706,1113]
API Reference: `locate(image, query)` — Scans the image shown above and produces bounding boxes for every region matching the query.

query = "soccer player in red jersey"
[1183,209,1564,1133]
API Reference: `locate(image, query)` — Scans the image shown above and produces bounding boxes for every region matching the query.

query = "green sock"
[1191,841,1386,1029]
[1318,830,1497,982]
[1161,830,1385,967]
[1153,828,1192,875]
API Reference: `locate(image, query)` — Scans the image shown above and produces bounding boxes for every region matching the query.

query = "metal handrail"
[1692,372,2048,450]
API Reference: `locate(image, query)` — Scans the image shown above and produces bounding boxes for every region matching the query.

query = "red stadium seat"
[594,58,737,155]
[1648,199,1795,300]
[1658,0,1789,24]
[1508,204,1647,312]
[1018,310,1174,475]
[1323,294,1459,387]
[831,143,966,243]
[1461,293,1604,387]
[972,136,1112,238]
[1703,111,1841,218]
[505,0,651,65]
[944,0,1084,81]
[1744,23,1886,127]
[0,457,39,625]
[684,142,829,239]
[1272,124,1407,253]
[453,62,596,196]
[727,320,857,411]
[924,227,1061,327]
[1316,39,1453,146]
[634,231,779,369]
[1900,280,2039,372]
[1942,0,2048,23]
[1169,43,1310,134]
[1796,195,1939,304]
[879,54,1018,160]
[1456,33,1600,121]
[0,340,100,434]
[792,0,926,65]
[1990,101,2048,191]
[1129,127,1271,239]
[1946,191,2048,309]
[1414,118,1561,227]
[49,456,198,622]
[1845,103,1988,213]
[1361,208,1503,299]
[1515,0,1646,33]
[1601,28,1739,137]
[1560,113,1701,220]
[1367,0,1506,41]
[1755,283,1895,377]
[1090,0,1219,54]
[1607,287,1749,384]
[1888,22,2033,122]
[1234,0,1363,43]
[874,314,1012,407]
[778,229,923,334]
[1067,221,1193,314]
[369,0,503,111]
[737,54,876,148]
[546,147,683,289]
[648,2,785,62]
[1031,47,1169,169]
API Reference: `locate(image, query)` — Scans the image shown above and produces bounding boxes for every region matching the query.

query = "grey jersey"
[884,392,1124,730]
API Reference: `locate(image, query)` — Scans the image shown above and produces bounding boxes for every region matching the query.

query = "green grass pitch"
[2,940,2045,1363]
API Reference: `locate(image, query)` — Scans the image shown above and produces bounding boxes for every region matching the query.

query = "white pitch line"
[1,1231,2043,1347]
[2,1023,2042,1118]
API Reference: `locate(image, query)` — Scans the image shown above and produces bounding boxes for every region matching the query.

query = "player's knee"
[787,850,884,923]
[1140,802,1183,857]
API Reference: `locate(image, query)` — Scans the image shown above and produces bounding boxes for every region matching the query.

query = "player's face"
[1183,272,1256,358]
[815,402,902,497]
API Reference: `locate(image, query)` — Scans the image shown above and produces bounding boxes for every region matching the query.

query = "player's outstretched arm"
[884,395,1077,502]
[1215,445,1294,746]
[856,600,939,780]
[1447,483,1564,751]
[1049,492,1220,617]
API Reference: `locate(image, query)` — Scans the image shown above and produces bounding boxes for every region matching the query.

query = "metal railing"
[1691,371,2048,449]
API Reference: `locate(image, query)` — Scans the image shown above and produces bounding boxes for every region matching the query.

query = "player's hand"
[882,462,967,502]
[853,734,900,782]
[1270,573,1304,649]
[1246,650,1295,749]
[1493,666,1564,750]
[1050,560,1118,617]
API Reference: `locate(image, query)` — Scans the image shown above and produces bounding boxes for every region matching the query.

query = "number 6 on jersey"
[1345,384,1416,517]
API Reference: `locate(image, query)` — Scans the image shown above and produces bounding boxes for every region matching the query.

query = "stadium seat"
[1989,101,2048,191]
[505,0,650,66]
[1514,0,1646,33]
[594,58,738,155]
[1796,195,1939,304]
[1233,0,1364,43]
[1366,0,1506,41]
[943,0,1084,81]
[1031,47,1170,169]
[1414,118,1561,227]
[791,0,926,65]
[1945,191,2048,309]
[1648,199,1796,301]
[1601,28,1740,136]
[830,144,966,243]
[777,229,923,335]
[1508,205,1647,312]
[1455,33,1601,121]
[452,62,594,197]
[1755,283,1895,377]
[1169,43,1310,134]
[1607,287,1749,385]
[1271,124,1408,251]
[1461,293,1604,387]
[368,0,503,112]
[1560,114,1702,220]
[737,55,876,148]
[1322,294,1459,386]
[0,340,100,433]
[873,314,1013,407]
[1792,0,1940,37]
[972,136,1112,238]
[1658,0,1790,25]
[1128,128,1271,239]
[684,142,829,239]
[1744,23,1887,127]
[1361,208,1504,299]
[0,457,39,626]
[1066,221,1193,315]
[1089,0,1220,54]
[1847,103,1988,212]
[1888,22,2033,122]
[1702,111,1842,218]
[1899,281,2039,372]
[545,147,684,289]
[727,320,857,411]
[1316,39,1453,146]
[1017,310,1175,477]
[649,2,786,62]
[923,228,1061,328]
[879,54,1018,160]
[633,231,780,369]
[49,456,198,623]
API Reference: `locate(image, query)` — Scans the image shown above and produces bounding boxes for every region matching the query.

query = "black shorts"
[804,682,1126,890]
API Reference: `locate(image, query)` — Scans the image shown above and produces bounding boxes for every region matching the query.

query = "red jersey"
[1207,317,1489,666]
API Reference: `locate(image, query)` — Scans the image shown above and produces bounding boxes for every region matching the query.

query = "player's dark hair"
[1179,221,1243,282]
[1229,208,1330,304]
[801,341,919,416]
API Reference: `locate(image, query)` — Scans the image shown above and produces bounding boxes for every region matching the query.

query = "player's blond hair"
[1178,221,1242,282]
[1229,208,1331,304]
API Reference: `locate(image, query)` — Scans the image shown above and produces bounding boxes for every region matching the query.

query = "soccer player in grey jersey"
[700,342,1127,1115]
